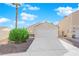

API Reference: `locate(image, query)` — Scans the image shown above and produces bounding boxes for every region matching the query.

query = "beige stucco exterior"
[0,27,10,41]
[27,22,57,34]
[59,10,79,38]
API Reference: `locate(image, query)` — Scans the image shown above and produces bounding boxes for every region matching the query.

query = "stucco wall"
[59,10,79,38]
[28,22,57,34]
[59,15,73,38]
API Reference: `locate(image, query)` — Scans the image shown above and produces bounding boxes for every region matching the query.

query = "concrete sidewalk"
[59,39,79,56]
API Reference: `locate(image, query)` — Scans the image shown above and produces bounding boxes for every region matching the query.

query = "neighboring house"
[58,10,79,38]
[0,27,10,40]
[27,21,57,34]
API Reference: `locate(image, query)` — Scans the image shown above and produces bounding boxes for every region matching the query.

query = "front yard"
[0,28,34,55]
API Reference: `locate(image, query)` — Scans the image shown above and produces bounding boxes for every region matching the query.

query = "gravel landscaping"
[0,34,34,55]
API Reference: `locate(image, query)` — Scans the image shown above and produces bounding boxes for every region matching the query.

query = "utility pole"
[12,3,20,28]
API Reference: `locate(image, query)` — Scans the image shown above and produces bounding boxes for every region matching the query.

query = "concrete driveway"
[25,28,68,56]
[3,27,68,56]
[4,27,79,56]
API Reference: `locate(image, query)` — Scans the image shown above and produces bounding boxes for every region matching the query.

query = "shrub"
[9,28,29,43]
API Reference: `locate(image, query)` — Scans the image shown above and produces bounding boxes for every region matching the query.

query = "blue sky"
[0,3,79,28]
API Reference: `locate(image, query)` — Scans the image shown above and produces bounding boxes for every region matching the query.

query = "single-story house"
[27,21,57,34]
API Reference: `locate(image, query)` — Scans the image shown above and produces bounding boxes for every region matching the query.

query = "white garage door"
[34,28,58,38]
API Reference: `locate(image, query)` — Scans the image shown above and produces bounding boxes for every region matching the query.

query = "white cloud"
[26,4,40,10]
[22,7,26,11]
[13,20,25,24]
[53,21,59,25]
[0,18,10,23]
[21,12,37,20]
[5,3,16,7]
[5,3,23,8]
[10,20,26,28]
[18,21,25,24]
[10,24,14,28]
[55,4,79,16]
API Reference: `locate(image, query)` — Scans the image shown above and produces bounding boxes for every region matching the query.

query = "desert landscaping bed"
[0,34,34,55]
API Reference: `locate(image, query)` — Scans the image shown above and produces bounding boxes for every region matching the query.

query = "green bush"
[9,28,29,43]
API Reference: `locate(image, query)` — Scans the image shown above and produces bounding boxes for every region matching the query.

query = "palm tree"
[12,3,20,28]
